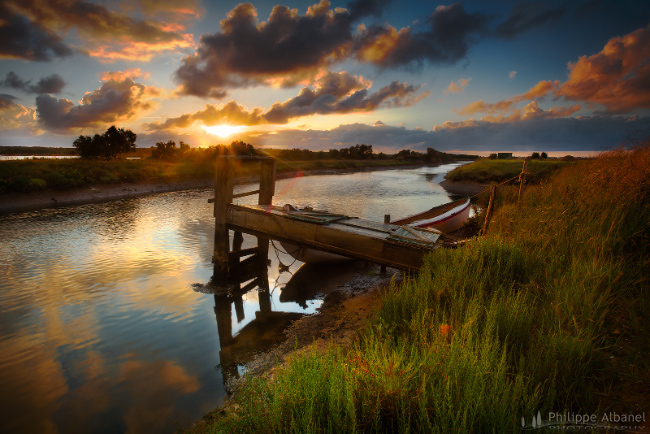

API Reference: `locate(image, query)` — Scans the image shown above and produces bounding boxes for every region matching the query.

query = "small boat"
[278,197,471,264]
[391,197,471,234]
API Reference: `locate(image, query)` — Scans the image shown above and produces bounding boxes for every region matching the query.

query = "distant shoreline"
[1,164,440,215]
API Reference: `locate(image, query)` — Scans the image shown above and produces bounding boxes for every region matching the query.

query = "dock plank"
[226,204,439,270]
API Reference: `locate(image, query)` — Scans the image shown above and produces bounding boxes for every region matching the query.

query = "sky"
[1,0,649,156]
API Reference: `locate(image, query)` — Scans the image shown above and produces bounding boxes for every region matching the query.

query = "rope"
[468,174,522,199]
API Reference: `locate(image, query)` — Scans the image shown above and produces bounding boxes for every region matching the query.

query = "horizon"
[1,0,649,154]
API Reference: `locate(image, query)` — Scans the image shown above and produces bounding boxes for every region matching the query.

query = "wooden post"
[482,184,497,236]
[257,158,276,260]
[381,214,390,274]
[518,158,529,205]
[214,156,234,279]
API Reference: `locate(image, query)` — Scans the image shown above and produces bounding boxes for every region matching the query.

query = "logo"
[520,411,646,431]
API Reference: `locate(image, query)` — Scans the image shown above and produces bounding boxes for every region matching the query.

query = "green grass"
[194,146,649,433]
[445,158,571,184]
[0,158,418,194]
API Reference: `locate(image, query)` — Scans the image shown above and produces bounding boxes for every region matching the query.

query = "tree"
[74,126,136,159]
[541,152,548,159]
[489,153,498,159]
[531,152,540,159]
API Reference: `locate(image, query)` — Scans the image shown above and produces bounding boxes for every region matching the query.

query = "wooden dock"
[211,156,442,275]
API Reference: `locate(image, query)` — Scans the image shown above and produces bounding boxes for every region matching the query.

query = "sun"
[203,124,244,138]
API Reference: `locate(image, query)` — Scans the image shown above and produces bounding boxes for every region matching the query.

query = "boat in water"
[279,197,471,264]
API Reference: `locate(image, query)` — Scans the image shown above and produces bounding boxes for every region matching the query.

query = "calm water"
[0,163,464,433]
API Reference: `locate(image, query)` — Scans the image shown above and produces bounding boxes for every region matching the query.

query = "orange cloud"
[3,0,195,62]
[558,25,650,113]
[0,94,36,130]
[36,74,161,131]
[150,72,427,130]
[456,99,515,116]
[445,78,471,94]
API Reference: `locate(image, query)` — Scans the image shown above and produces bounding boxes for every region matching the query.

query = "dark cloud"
[0,4,73,61]
[0,94,18,109]
[3,0,193,61]
[247,115,650,153]
[495,2,566,39]
[150,72,427,130]
[1,71,65,94]
[353,3,489,68]
[346,0,392,21]
[36,76,160,131]
[175,1,353,97]
[175,1,490,97]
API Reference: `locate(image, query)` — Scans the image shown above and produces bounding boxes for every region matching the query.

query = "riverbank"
[192,146,650,433]
[0,163,431,215]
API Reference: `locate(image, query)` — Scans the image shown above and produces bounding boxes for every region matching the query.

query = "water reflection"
[0,164,465,433]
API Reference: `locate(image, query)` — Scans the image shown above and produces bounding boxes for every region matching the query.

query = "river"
[0,163,466,433]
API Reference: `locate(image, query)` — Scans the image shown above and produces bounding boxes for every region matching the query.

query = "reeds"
[198,145,650,433]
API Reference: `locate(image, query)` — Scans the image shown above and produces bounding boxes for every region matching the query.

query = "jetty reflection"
[208,234,307,387]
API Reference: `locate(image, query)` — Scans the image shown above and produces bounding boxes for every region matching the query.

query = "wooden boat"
[279,197,471,264]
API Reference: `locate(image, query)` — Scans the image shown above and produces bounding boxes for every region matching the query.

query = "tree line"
[72,126,477,163]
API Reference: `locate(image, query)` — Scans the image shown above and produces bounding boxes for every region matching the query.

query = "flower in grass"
[439,324,451,339]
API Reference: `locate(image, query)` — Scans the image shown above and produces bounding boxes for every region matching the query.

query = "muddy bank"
[0,164,425,215]
[439,179,491,196]
[187,262,402,433]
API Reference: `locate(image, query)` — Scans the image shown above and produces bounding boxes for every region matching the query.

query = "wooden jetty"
[211,156,442,275]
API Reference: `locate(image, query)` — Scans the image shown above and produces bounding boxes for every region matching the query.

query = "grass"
[0,157,418,194]
[193,145,649,433]
[445,158,571,184]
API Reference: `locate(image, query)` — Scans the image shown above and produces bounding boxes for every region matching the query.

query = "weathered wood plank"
[226,204,434,270]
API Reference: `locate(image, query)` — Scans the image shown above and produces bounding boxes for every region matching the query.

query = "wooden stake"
[483,184,497,236]
[381,214,390,274]
[213,156,234,278]
[518,158,529,205]
[257,158,276,260]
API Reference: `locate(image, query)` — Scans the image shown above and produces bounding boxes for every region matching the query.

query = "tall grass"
[445,158,570,184]
[194,146,649,433]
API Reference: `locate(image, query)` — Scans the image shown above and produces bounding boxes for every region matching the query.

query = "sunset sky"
[1,0,649,155]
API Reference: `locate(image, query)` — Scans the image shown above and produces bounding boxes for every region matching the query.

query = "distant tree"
[74,126,136,159]
[541,152,548,159]
[531,152,541,159]
[230,140,256,156]
[151,140,187,160]
[489,153,498,160]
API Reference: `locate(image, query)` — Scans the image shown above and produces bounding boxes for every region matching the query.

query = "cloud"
[0,4,74,61]
[0,94,36,130]
[445,78,471,94]
[3,0,194,62]
[36,74,161,131]
[346,0,392,21]
[174,1,490,97]
[248,115,650,153]
[509,70,517,79]
[353,3,489,68]
[457,25,650,122]
[174,0,354,97]
[558,24,650,113]
[118,0,203,21]
[1,71,66,94]
[149,71,428,130]
[495,2,566,39]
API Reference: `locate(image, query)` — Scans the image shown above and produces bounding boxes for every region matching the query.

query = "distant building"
[497,152,513,159]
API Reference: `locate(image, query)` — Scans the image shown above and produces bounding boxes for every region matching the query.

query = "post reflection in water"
[209,232,307,388]
[0,164,463,433]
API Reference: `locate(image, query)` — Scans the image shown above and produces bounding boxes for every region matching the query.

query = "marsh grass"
[445,159,571,184]
[196,147,650,433]
[0,158,418,194]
